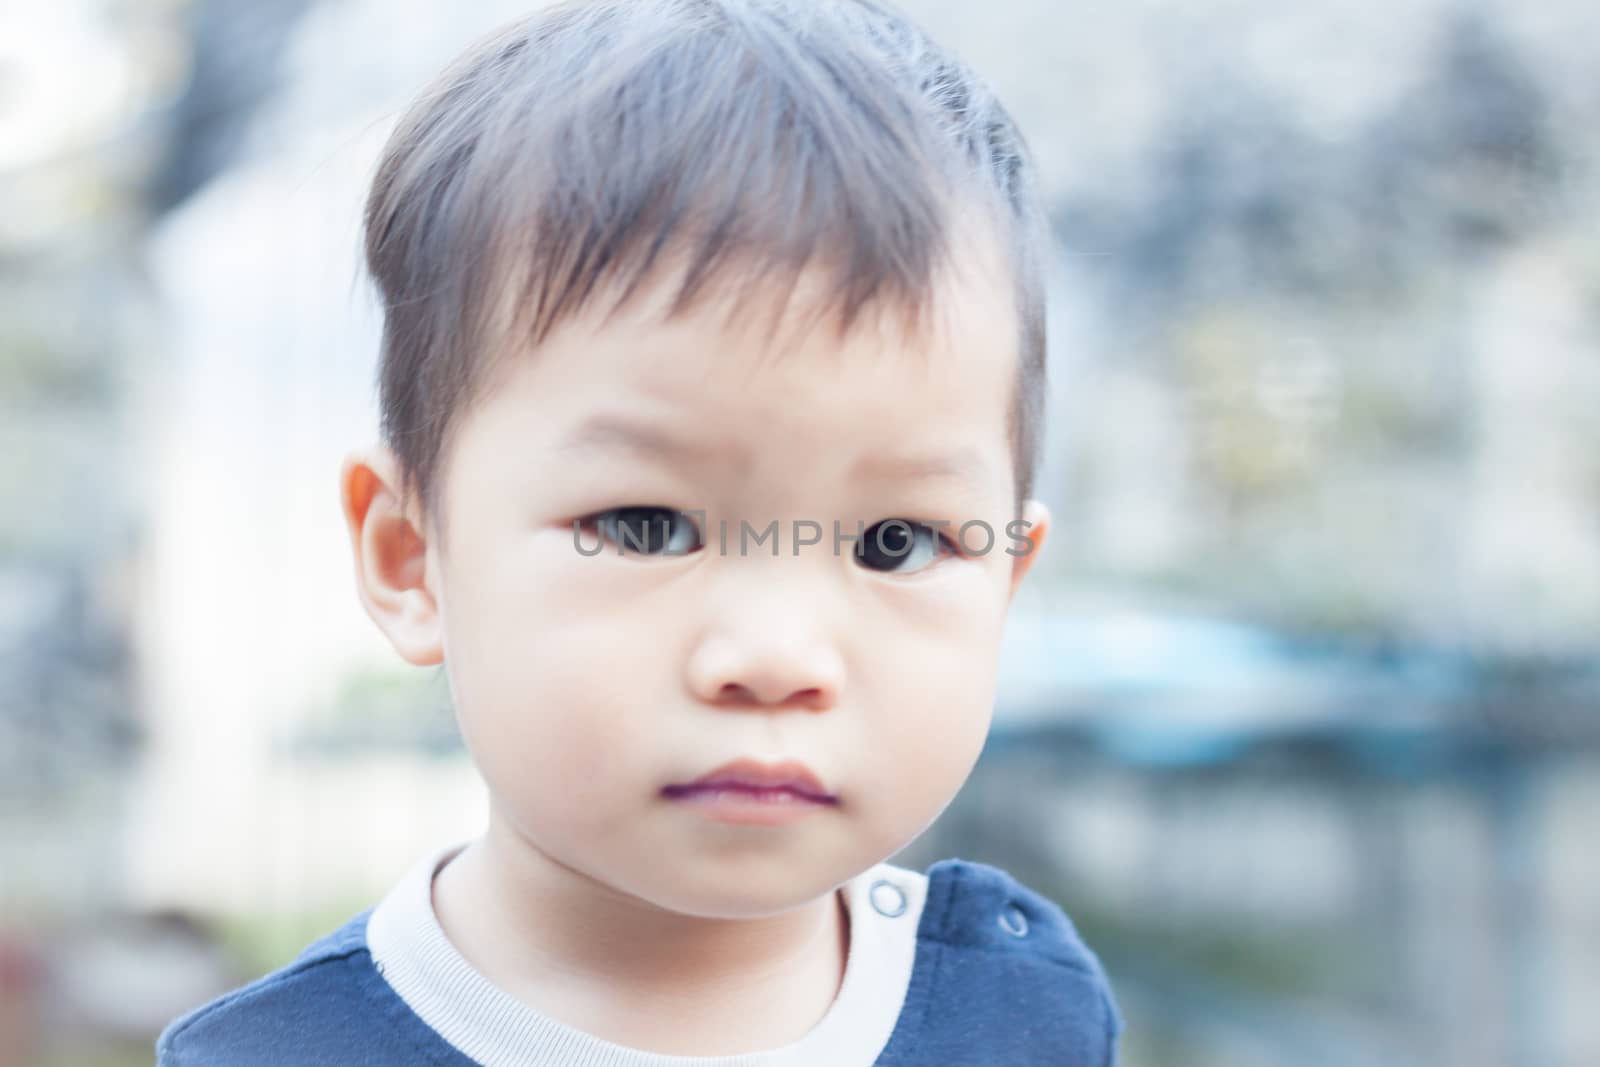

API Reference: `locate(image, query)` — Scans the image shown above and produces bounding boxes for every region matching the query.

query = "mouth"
[661,757,838,805]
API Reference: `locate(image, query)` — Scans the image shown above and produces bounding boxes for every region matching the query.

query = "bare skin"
[433,826,851,1054]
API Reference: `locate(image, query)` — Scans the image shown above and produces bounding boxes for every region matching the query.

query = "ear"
[1006,499,1051,603]
[339,444,444,666]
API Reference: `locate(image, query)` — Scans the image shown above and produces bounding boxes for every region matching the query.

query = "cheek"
[854,580,1008,819]
[884,643,998,777]
[454,631,653,843]
[440,547,663,823]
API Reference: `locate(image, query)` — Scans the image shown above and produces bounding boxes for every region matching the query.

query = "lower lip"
[661,785,838,825]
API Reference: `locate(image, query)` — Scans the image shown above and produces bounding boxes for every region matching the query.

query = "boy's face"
[344,235,1048,917]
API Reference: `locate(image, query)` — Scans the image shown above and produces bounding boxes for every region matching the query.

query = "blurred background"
[2,0,1597,1064]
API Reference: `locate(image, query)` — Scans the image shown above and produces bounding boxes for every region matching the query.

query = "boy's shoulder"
[153,907,471,1067]
[918,857,1113,973]
[877,857,1123,1066]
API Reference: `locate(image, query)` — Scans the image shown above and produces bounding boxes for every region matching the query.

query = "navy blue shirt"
[157,857,1122,1066]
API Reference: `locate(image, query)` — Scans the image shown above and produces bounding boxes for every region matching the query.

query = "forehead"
[449,222,1022,502]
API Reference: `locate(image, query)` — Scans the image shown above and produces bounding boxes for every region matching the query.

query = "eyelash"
[573,506,702,557]
[572,507,961,572]
[854,519,961,573]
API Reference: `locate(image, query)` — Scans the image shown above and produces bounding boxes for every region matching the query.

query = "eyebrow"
[557,413,718,464]
[560,412,992,490]
[849,446,993,490]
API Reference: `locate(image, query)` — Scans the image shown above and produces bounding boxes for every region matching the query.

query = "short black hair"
[364,0,1051,548]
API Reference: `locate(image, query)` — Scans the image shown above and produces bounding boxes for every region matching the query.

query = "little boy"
[157,0,1123,1063]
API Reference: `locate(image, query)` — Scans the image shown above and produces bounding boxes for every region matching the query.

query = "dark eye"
[854,520,953,574]
[585,506,702,556]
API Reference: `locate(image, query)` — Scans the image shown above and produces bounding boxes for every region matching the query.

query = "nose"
[684,628,845,711]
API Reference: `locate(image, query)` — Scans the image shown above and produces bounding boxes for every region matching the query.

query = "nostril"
[716,683,831,710]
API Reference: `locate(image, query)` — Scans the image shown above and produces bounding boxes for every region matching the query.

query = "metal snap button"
[869,879,907,918]
[998,903,1029,938]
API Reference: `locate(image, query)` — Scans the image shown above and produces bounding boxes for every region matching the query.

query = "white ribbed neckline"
[367,842,927,1067]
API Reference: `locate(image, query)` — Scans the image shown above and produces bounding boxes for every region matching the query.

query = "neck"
[430,813,850,1054]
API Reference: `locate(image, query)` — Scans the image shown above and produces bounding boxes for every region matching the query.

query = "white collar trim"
[367,842,927,1067]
